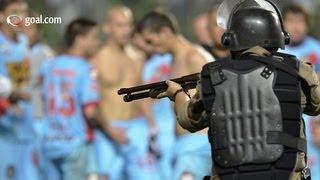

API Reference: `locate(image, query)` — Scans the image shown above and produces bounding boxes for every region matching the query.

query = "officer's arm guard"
[299,61,320,116]
[176,86,208,132]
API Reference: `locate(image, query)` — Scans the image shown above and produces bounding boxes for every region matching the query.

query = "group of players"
[1,0,320,179]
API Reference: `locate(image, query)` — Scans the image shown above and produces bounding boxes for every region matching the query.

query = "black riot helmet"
[218,0,290,51]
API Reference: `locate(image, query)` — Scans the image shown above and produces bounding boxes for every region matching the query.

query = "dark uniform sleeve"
[176,84,208,132]
[299,61,320,116]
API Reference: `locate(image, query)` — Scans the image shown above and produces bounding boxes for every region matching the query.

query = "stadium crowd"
[0,0,320,179]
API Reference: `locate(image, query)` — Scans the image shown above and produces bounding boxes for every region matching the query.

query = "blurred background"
[27,0,320,51]
[2,0,320,179]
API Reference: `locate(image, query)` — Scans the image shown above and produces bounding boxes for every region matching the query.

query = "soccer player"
[91,5,161,180]
[0,0,29,80]
[141,53,176,179]
[0,1,39,179]
[137,10,214,180]
[132,28,176,179]
[40,18,100,180]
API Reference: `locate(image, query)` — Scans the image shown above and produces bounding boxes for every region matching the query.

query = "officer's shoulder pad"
[202,61,220,71]
[201,61,226,76]
[273,52,298,60]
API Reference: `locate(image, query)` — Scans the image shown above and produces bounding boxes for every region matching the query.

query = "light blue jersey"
[41,55,99,159]
[142,54,175,126]
[0,30,40,180]
[0,31,29,78]
[281,37,320,72]
[142,54,172,82]
[0,30,36,141]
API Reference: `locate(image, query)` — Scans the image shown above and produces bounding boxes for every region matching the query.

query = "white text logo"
[7,14,62,27]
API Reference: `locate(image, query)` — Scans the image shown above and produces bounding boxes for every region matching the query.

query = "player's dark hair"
[0,0,24,12]
[64,18,97,48]
[136,11,179,34]
[283,4,311,27]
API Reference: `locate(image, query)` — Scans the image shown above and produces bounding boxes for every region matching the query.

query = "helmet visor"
[217,0,279,29]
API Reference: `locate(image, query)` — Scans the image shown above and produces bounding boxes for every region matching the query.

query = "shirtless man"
[91,6,159,180]
[137,11,214,180]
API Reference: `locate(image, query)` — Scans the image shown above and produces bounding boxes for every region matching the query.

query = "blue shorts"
[173,133,212,180]
[91,117,162,180]
[152,100,176,180]
[41,142,89,180]
[88,129,124,179]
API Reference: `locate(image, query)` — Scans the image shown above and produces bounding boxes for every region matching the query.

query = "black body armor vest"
[201,52,307,180]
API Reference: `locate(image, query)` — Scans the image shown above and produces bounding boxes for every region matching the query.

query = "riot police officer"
[161,0,320,179]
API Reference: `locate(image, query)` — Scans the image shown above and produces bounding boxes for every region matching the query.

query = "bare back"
[92,45,142,122]
[171,45,214,135]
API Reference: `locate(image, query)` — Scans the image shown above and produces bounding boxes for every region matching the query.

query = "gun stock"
[118,73,200,102]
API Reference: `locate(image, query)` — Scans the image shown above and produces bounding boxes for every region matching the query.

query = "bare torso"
[171,44,213,136]
[92,44,143,122]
